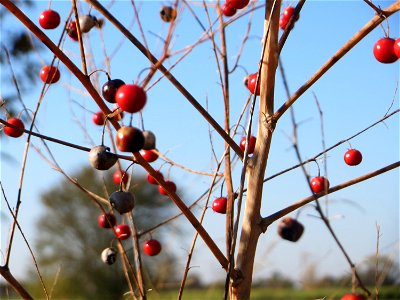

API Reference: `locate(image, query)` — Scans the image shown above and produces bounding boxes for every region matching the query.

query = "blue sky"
[1,0,399,288]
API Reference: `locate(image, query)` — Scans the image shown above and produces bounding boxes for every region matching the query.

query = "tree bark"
[231,0,281,298]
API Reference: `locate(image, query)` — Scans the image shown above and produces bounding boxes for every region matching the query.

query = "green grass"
[145,286,400,300]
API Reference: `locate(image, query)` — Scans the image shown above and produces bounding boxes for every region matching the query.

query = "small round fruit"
[160,6,177,22]
[142,130,156,150]
[227,0,250,10]
[246,73,260,95]
[98,212,116,228]
[158,181,177,196]
[344,149,363,166]
[102,79,125,103]
[78,15,102,33]
[282,6,295,20]
[143,239,162,256]
[277,217,304,242]
[340,293,366,300]
[114,224,131,240]
[373,37,398,64]
[67,21,79,41]
[113,170,129,186]
[116,84,147,113]
[212,197,228,214]
[147,171,163,185]
[89,145,117,170]
[279,17,289,30]
[101,247,117,265]
[4,118,25,138]
[141,150,159,163]
[109,190,135,214]
[221,3,236,17]
[310,176,330,194]
[39,9,61,30]
[116,126,145,153]
[393,37,400,58]
[92,111,106,126]
[240,135,256,154]
[40,65,60,84]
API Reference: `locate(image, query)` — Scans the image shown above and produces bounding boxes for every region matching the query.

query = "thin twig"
[261,161,400,227]
[0,182,49,299]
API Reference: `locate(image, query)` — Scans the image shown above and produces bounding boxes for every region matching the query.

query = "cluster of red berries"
[310,148,362,194]
[97,212,162,265]
[221,0,250,17]
[373,37,400,64]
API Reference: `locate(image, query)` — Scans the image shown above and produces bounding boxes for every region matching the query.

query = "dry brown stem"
[261,161,400,228]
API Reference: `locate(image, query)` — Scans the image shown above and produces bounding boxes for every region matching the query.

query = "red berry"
[344,149,363,166]
[92,111,105,126]
[141,149,159,163]
[246,73,260,95]
[116,84,147,113]
[98,212,116,228]
[67,21,79,41]
[114,224,131,240]
[221,3,236,17]
[39,9,61,30]
[341,293,366,300]
[158,181,177,196]
[240,135,256,154]
[4,118,25,138]
[227,0,250,10]
[212,197,228,214]
[282,6,295,20]
[310,176,330,194]
[147,171,163,185]
[143,239,162,256]
[277,217,304,242]
[279,6,299,30]
[116,126,145,153]
[102,79,125,103]
[393,37,400,58]
[113,170,129,186]
[279,17,289,30]
[373,38,398,64]
[40,65,60,84]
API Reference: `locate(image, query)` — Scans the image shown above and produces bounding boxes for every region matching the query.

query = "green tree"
[28,167,177,299]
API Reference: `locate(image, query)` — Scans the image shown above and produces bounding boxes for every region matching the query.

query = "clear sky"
[1,0,399,288]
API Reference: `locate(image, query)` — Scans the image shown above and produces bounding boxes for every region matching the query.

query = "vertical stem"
[129,213,146,299]
[71,0,88,75]
[232,1,281,299]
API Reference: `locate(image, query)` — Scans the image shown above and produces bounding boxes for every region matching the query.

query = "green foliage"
[27,167,176,299]
[143,285,400,300]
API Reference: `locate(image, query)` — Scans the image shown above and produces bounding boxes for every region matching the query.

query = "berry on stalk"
[92,111,106,126]
[143,239,162,256]
[113,170,129,186]
[4,118,25,138]
[344,149,363,166]
[239,135,256,154]
[39,9,61,30]
[310,176,330,194]
[221,3,236,17]
[373,37,398,64]
[98,212,116,228]
[158,181,177,196]
[212,197,228,214]
[116,84,147,113]
[40,65,60,84]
